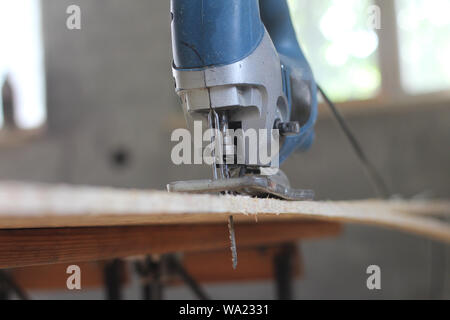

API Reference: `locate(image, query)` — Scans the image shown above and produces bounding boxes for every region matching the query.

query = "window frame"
[0,0,47,146]
[316,0,450,113]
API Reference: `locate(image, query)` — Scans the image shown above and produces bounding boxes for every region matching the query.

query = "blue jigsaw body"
[171,0,317,165]
[169,0,319,269]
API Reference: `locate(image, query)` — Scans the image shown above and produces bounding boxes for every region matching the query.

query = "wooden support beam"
[10,245,302,290]
[10,261,127,290]
[0,221,339,269]
[173,245,303,285]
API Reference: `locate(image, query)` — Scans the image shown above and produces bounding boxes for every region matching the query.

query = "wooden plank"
[178,245,302,284]
[10,261,128,290]
[9,245,301,290]
[0,182,448,242]
[0,221,339,269]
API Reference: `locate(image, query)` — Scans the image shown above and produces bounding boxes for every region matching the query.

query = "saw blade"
[228,215,237,269]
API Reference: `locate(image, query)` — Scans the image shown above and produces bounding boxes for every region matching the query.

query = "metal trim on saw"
[167,175,314,201]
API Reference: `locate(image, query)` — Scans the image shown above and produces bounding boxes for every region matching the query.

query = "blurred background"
[0,0,449,299]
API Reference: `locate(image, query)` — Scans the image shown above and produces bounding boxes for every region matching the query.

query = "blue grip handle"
[259,0,305,61]
[260,0,318,162]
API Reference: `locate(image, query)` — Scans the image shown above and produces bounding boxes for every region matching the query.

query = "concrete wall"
[0,0,449,299]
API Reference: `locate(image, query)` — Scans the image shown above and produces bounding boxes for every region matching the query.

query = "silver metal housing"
[173,30,288,167]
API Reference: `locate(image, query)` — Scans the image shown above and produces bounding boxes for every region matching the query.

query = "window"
[288,0,381,102]
[396,0,450,94]
[0,0,46,130]
[287,0,450,104]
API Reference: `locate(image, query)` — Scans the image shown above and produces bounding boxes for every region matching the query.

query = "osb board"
[0,182,449,243]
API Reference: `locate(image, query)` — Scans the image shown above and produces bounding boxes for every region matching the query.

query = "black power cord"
[317,85,447,300]
[317,85,391,199]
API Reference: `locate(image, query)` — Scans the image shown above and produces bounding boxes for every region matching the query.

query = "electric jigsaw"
[167,0,318,202]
